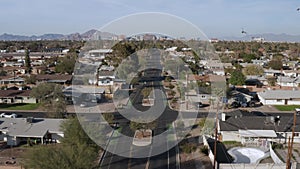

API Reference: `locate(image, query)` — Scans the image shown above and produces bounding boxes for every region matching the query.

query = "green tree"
[55,52,77,75]
[0,70,7,76]
[30,83,66,117]
[180,142,197,154]
[242,65,264,76]
[268,59,283,70]
[25,75,37,84]
[267,77,276,86]
[102,113,114,124]
[240,53,257,63]
[130,119,157,137]
[24,118,101,169]
[25,49,32,74]
[229,71,246,85]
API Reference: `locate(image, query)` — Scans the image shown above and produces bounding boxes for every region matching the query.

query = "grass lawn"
[0,103,41,110]
[274,105,300,111]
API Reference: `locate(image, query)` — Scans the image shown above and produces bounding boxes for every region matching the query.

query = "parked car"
[0,113,17,118]
[296,108,300,115]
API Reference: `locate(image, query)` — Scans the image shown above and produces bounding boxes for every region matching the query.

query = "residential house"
[219,110,300,145]
[209,38,219,43]
[0,90,37,104]
[0,118,64,146]
[251,37,265,43]
[0,76,25,86]
[35,74,72,85]
[88,49,113,59]
[264,69,282,77]
[186,90,211,105]
[239,63,252,68]
[3,66,26,75]
[283,70,300,78]
[97,71,115,86]
[284,61,298,70]
[63,85,105,105]
[251,59,268,67]
[246,76,268,86]
[258,89,300,105]
[99,65,115,71]
[3,62,23,67]
[276,76,300,87]
[204,61,225,76]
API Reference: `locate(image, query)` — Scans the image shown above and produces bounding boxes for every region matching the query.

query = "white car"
[0,113,17,118]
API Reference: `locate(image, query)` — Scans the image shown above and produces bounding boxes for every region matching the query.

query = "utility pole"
[213,100,220,169]
[186,73,188,110]
[286,137,291,169]
[286,110,297,169]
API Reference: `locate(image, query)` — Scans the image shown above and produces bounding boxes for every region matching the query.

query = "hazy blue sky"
[0,0,299,37]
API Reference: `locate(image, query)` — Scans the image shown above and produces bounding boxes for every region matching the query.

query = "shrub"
[180,142,197,154]
[169,84,175,89]
[200,146,209,155]
[272,143,283,149]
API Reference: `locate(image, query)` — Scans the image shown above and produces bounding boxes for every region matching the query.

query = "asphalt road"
[100,49,180,169]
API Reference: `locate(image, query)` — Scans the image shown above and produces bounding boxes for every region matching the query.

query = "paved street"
[100,49,179,169]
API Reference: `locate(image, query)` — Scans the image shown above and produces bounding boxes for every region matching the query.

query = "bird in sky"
[241,28,247,34]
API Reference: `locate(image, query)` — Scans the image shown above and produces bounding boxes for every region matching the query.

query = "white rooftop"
[239,129,277,138]
[88,49,113,54]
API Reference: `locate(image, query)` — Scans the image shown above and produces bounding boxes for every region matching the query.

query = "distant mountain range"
[220,33,300,42]
[0,29,118,41]
[0,30,300,42]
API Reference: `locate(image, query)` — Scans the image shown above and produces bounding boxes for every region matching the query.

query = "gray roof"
[220,110,300,133]
[0,118,65,138]
[258,90,300,99]
[98,71,115,77]
[277,76,296,83]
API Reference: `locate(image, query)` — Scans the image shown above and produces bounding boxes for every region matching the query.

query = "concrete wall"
[265,99,285,105]
[287,100,300,105]
[259,97,300,105]
[203,136,215,166]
